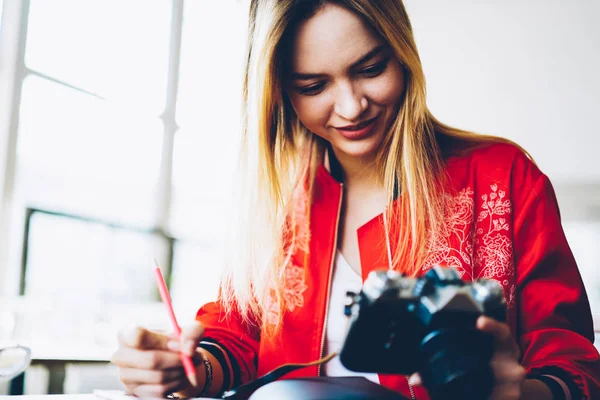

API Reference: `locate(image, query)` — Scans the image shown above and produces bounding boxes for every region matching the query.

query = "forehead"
[289,4,383,73]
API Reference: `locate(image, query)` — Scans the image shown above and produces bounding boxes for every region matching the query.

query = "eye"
[360,60,389,77]
[296,82,327,96]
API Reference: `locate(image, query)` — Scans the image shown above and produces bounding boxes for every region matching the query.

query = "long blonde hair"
[220,0,519,336]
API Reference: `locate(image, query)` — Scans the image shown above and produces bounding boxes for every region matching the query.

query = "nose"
[333,82,368,122]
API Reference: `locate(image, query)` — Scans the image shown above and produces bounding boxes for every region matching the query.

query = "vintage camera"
[339,265,506,400]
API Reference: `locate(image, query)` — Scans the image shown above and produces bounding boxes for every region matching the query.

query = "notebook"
[94,390,212,400]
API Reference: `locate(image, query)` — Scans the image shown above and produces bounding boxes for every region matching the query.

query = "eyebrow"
[291,45,387,81]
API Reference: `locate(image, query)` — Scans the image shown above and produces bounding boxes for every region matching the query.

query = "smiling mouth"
[335,117,379,131]
[333,115,381,140]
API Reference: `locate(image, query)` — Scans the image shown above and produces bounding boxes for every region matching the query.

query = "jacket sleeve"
[513,166,600,399]
[195,301,260,389]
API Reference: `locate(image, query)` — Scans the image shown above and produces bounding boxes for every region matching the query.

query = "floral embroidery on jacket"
[265,183,311,325]
[264,262,308,326]
[283,263,308,312]
[423,184,515,307]
[268,183,517,324]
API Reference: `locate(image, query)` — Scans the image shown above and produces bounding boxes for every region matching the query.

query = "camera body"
[339,265,506,400]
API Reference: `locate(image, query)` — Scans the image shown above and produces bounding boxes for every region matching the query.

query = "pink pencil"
[153,260,198,387]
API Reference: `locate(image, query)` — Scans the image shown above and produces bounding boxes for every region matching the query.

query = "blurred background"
[0,0,598,395]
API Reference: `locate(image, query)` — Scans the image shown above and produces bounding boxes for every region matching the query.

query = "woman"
[111,1,600,399]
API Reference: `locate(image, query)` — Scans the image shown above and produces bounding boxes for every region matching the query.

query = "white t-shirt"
[322,251,380,384]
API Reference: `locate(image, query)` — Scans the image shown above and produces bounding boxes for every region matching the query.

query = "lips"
[337,118,376,131]
[334,116,379,140]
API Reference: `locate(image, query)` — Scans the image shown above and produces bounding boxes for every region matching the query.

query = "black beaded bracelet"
[198,353,213,397]
[199,341,233,394]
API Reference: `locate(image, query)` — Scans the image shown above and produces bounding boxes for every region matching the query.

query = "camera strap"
[222,352,338,398]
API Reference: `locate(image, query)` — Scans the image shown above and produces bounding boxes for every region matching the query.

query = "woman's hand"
[476,316,526,399]
[111,322,205,398]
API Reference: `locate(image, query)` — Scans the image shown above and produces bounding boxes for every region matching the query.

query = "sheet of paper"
[94,390,213,400]
[93,390,134,400]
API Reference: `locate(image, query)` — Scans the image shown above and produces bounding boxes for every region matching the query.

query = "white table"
[2,391,212,400]
[2,396,96,399]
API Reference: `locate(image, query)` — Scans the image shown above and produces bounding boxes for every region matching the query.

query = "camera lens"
[419,328,495,400]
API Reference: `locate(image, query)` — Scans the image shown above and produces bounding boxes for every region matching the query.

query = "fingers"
[477,316,520,358]
[180,321,205,342]
[118,323,204,353]
[171,322,205,356]
[111,346,185,370]
[119,366,185,386]
[478,316,526,400]
[476,316,510,342]
[118,326,172,351]
[490,359,526,383]
[113,323,205,398]
[488,364,526,400]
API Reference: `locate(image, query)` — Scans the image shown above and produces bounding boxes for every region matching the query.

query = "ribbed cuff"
[528,374,570,400]
[527,365,581,400]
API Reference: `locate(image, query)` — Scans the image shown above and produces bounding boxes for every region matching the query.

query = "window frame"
[18,207,176,297]
[0,0,186,298]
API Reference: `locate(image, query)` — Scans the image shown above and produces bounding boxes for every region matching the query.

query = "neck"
[329,148,383,191]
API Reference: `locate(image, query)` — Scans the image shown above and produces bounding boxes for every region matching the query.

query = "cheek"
[289,95,331,133]
[367,67,405,106]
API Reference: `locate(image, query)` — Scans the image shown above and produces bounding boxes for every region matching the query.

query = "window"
[0,0,251,341]
[22,209,167,303]
[168,1,249,315]
[564,221,600,316]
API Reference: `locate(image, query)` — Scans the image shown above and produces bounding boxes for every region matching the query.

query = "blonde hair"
[220,0,520,336]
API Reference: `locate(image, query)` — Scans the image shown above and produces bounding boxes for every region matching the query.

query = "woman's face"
[286,4,406,164]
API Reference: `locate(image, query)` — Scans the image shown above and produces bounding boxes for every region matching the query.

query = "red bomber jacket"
[196,142,600,399]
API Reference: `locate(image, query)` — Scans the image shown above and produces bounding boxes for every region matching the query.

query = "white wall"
[404,1,600,318]
[405,0,600,184]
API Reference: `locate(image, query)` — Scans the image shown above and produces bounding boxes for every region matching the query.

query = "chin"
[335,142,382,161]
[335,133,385,159]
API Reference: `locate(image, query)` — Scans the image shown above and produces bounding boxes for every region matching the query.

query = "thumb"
[119,326,171,351]
[168,322,205,356]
